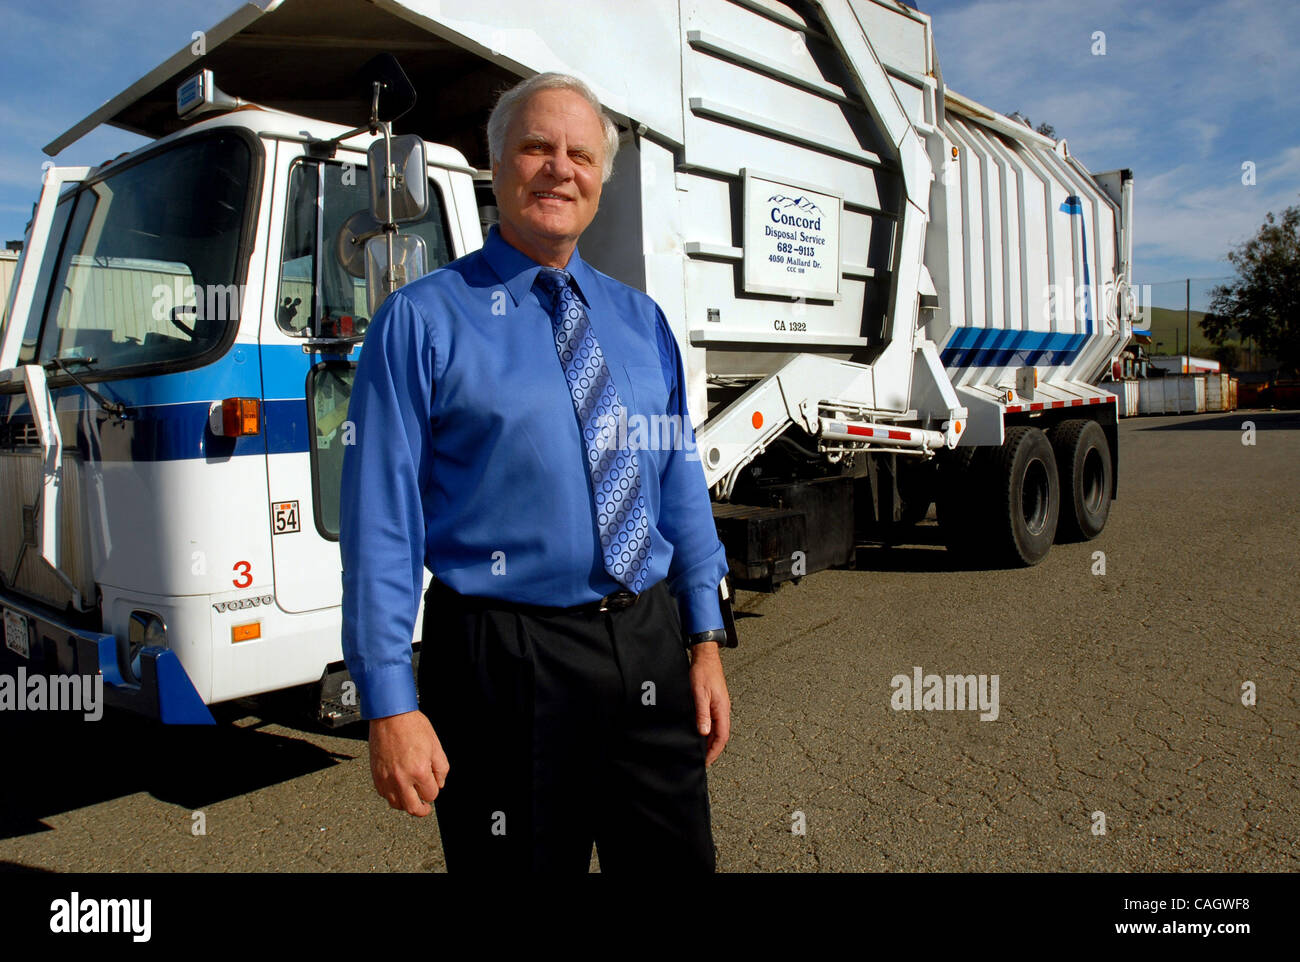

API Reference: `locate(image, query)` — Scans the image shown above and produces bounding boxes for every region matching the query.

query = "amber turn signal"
[210,397,261,437]
[231,623,261,643]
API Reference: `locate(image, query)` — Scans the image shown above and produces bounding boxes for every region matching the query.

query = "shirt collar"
[480,224,595,308]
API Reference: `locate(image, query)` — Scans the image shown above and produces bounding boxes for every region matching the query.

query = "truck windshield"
[33,131,253,374]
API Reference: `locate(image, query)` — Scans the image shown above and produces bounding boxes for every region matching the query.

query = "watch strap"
[685,628,729,648]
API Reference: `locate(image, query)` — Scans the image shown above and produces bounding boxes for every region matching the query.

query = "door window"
[276,158,453,338]
[308,363,354,538]
[289,158,455,539]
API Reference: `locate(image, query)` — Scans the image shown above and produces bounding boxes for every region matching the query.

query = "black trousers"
[417,577,716,873]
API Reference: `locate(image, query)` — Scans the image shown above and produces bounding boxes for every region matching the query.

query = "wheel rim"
[1081,447,1105,515]
[1022,458,1050,534]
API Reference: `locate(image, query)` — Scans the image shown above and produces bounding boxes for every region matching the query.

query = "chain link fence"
[1134,276,1268,370]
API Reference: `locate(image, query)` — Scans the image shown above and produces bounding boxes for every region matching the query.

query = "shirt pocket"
[621,363,670,417]
[620,363,677,479]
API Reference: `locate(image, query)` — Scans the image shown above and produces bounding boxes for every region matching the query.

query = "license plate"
[4,608,30,658]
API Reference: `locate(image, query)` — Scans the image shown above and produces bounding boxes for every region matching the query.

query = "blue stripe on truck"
[0,398,311,461]
[941,327,1088,368]
[1,344,350,461]
[943,196,1097,369]
[1060,195,1093,337]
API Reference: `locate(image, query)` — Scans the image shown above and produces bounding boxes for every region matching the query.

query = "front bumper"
[0,593,214,724]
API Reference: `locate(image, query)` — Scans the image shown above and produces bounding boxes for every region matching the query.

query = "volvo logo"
[213,594,274,613]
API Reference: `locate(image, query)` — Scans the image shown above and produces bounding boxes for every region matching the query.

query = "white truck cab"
[1,69,482,722]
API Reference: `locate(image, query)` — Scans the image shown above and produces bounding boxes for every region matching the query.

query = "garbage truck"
[0,0,1135,723]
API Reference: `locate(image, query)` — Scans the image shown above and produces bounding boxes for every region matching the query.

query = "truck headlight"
[126,611,167,683]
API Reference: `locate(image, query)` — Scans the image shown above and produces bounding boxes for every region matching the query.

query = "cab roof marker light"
[177,70,245,120]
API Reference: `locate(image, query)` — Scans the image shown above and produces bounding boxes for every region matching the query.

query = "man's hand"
[368,710,449,816]
[688,642,731,766]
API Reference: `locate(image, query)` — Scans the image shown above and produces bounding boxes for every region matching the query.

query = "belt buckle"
[598,590,637,613]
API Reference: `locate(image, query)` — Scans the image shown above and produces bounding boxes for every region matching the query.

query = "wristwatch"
[685,628,729,648]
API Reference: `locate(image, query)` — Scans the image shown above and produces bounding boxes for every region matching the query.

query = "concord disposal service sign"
[742,169,843,301]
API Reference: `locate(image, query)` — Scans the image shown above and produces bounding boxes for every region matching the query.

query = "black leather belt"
[587,590,639,614]
[429,579,646,617]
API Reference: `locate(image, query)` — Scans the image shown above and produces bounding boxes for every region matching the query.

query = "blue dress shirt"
[340,226,729,720]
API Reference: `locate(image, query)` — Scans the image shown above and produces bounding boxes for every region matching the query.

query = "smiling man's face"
[492,87,607,268]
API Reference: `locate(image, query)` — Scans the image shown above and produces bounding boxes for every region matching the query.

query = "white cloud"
[0,149,51,191]
[1133,145,1300,268]
[1179,119,1221,160]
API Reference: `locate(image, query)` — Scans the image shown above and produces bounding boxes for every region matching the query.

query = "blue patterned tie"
[535,268,652,593]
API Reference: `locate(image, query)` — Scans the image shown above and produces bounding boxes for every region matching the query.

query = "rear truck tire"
[895,456,937,526]
[936,445,986,560]
[898,497,932,527]
[1050,418,1112,542]
[989,425,1060,566]
[861,455,936,542]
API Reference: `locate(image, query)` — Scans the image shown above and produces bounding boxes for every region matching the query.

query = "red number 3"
[232,561,253,588]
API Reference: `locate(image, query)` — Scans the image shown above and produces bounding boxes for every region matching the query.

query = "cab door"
[261,144,463,613]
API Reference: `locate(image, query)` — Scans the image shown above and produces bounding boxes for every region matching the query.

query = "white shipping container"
[1110,380,1139,417]
[1140,375,1207,415]
[1137,378,1164,415]
[1205,373,1230,412]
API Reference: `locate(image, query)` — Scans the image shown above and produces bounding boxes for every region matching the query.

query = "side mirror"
[368,134,428,223]
[336,209,383,279]
[364,233,427,315]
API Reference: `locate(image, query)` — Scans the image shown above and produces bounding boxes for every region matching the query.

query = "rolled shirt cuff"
[677,584,724,636]
[351,662,420,720]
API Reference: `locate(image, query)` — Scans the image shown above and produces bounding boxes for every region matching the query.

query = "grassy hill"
[1139,305,1222,357]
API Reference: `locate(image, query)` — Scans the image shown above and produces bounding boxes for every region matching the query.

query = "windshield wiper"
[43,356,129,420]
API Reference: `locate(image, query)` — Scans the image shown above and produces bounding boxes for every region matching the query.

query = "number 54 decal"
[273,500,301,535]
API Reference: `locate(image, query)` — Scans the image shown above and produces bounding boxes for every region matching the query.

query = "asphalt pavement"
[1,409,1295,872]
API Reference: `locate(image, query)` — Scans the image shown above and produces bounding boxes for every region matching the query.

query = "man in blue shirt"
[340,71,732,872]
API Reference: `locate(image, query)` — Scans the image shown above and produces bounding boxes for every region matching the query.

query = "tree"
[1008,112,1056,139]
[1209,343,1239,370]
[1203,202,1300,375]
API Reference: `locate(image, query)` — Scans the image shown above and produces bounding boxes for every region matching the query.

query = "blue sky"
[0,0,1296,296]
[922,0,1300,292]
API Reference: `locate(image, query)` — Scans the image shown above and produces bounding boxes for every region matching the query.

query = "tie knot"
[535,267,572,298]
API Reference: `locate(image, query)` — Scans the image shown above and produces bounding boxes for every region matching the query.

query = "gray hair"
[486,72,620,183]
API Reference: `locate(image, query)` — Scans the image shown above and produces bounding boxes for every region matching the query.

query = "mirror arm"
[379,122,398,226]
[349,226,385,248]
[305,85,386,159]
[369,80,384,131]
